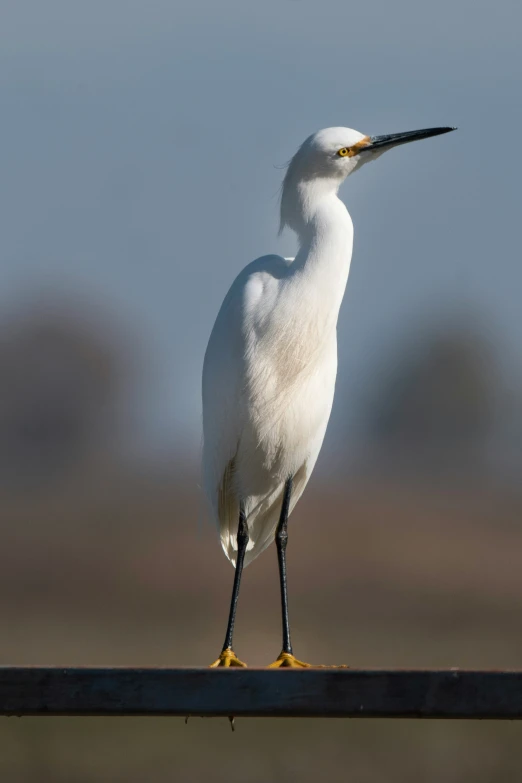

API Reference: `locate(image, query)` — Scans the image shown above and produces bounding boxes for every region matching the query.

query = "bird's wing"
[202,254,290,554]
[202,283,243,543]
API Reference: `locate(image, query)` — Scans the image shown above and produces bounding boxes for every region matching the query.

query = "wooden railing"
[1,667,521,719]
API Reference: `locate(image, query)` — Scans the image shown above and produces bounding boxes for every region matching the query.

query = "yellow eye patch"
[337,136,371,158]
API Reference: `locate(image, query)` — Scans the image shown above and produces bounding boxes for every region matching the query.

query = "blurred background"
[1,0,522,780]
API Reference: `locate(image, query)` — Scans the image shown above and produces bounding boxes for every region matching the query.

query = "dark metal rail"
[1,667,522,718]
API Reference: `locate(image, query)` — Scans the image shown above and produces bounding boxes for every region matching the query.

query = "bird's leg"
[268,477,311,668]
[210,504,248,667]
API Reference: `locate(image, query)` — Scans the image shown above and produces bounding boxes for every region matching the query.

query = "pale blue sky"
[1,0,521,461]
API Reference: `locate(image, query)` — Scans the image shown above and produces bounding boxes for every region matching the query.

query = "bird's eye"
[338,147,350,157]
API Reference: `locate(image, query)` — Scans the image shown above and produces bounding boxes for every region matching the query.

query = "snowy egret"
[203,124,455,667]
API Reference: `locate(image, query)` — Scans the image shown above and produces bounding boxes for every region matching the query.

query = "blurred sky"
[1,0,521,460]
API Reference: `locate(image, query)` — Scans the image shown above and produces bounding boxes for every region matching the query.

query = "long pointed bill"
[365,126,456,153]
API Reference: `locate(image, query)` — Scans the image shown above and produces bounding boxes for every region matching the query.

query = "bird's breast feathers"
[240,288,337,472]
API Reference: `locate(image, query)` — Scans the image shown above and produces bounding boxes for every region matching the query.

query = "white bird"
[203,124,455,667]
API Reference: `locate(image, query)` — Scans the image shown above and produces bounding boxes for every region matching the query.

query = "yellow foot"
[268,652,350,668]
[209,648,247,668]
[268,652,312,668]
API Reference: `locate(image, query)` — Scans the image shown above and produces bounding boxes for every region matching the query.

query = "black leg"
[276,477,293,656]
[221,503,249,653]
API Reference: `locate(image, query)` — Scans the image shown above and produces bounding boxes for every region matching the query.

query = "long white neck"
[282,176,354,327]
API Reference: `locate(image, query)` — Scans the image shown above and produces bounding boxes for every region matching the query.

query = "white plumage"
[202,125,455,569]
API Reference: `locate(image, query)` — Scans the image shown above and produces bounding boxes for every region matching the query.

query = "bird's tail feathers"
[219,464,308,567]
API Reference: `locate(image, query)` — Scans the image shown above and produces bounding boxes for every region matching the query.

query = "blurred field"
[1,279,521,781]
[1,465,522,781]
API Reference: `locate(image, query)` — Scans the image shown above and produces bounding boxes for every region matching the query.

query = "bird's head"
[280,125,455,234]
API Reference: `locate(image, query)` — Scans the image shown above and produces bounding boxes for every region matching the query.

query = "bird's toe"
[209,648,247,668]
[268,652,350,668]
[267,652,312,668]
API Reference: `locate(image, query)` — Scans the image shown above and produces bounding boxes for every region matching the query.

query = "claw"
[210,648,247,668]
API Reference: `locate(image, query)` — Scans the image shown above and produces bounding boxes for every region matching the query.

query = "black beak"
[366,126,456,152]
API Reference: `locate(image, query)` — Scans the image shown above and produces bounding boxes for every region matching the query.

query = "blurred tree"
[0,302,127,488]
[364,320,497,471]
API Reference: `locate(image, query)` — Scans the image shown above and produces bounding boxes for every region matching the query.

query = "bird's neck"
[291,183,354,322]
